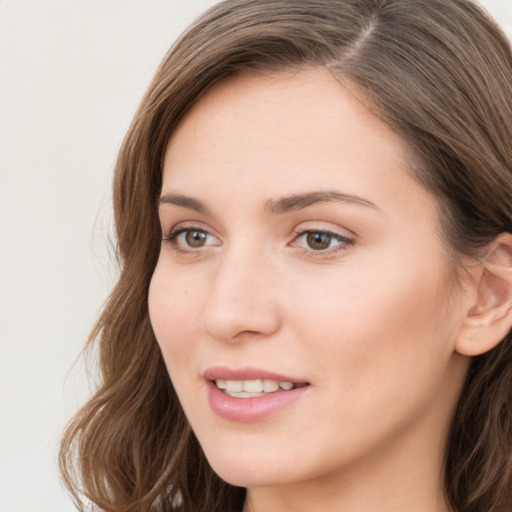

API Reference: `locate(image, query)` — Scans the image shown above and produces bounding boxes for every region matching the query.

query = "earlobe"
[455,233,512,357]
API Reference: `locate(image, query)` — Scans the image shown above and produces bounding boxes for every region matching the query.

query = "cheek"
[285,254,456,393]
[273,258,461,458]
[148,263,204,372]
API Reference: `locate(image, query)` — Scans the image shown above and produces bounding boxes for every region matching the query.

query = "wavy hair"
[60,1,512,511]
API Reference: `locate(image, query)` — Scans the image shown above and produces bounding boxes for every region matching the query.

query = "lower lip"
[207,381,309,423]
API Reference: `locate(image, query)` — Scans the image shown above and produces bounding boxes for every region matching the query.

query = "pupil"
[307,232,331,250]
[186,230,207,247]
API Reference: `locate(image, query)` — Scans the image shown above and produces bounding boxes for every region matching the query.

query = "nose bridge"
[201,240,280,342]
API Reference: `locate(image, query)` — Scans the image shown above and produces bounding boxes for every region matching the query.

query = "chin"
[212,465,288,488]
[202,445,300,488]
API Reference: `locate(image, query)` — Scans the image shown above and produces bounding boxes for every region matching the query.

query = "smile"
[204,367,310,422]
[214,378,296,397]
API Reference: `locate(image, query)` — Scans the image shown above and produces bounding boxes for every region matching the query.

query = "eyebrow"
[159,193,211,214]
[159,190,378,215]
[264,191,378,214]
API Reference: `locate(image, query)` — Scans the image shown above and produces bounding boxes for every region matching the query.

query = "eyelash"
[162,226,355,257]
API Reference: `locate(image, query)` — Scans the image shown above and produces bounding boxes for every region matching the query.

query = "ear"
[455,233,512,357]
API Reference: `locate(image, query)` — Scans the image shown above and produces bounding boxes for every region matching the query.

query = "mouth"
[204,366,309,398]
[213,378,306,398]
[204,367,310,422]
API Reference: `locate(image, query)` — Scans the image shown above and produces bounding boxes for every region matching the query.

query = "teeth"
[225,380,243,393]
[215,379,227,390]
[243,379,262,392]
[214,379,296,396]
[225,391,265,398]
[263,379,280,392]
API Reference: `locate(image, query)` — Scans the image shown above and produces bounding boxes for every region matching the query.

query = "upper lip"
[203,366,308,384]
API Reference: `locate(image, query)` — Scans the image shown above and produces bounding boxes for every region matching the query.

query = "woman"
[60,1,512,511]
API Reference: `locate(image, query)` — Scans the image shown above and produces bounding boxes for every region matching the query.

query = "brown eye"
[292,229,354,255]
[306,232,332,250]
[166,227,219,251]
[185,230,208,248]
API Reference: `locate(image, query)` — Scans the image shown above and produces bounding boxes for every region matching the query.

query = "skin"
[148,68,474,512]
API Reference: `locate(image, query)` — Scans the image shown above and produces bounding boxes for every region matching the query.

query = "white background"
[0,1,510,511]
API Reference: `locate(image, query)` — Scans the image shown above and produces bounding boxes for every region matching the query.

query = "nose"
[201,248,281,343]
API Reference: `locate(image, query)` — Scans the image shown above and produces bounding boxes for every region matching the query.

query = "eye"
[164,227,220,251]
[304,232,335,251]
[292,230,354,253]
[182,229,209,248]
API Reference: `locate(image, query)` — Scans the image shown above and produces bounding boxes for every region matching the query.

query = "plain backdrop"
[0,1,510,511]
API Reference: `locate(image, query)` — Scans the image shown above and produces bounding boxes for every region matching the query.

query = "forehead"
[161,68,430,220]
[165,68,407,165]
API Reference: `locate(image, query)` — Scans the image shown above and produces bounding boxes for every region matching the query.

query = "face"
[148,69,470,490]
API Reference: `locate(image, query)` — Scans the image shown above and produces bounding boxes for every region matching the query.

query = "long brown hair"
[59,1,512,511]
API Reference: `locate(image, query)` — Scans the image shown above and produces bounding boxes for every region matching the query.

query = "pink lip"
[203,366,307,383]
[204,366,310,423]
